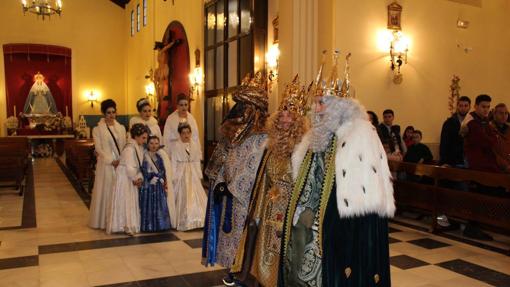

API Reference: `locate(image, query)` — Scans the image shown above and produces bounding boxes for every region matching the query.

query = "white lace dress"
[106,143,144,234]
[171,139,206,231]
[89,119,126,229]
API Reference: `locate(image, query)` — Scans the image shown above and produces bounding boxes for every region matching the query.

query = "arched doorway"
[157,21,191,126]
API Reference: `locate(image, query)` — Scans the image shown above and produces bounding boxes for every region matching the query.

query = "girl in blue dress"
[139,135,173,232]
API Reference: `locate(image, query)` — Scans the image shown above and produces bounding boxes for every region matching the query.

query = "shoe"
[222,274,247,287]
[436,220,460,232]
[436,214,451,227]
[223,275,235,286]
[463,224,493,241]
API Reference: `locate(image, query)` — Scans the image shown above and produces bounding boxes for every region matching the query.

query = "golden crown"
[339,52,354,98]
[312,50,355,99]
[233,71,268,111]
[308,50,327,99]
[279,74,308,116]
[34,71,45,82]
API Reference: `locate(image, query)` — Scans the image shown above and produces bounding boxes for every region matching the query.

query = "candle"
[65,106,68,117]
[14,105,16,116]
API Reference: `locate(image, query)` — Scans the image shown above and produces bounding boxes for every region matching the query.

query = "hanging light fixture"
[21,0,63,20]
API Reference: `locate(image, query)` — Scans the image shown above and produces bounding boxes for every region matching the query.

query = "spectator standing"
[439,96,471,167]
[492,103,510,173]
[378,109,406,160]
[460,94,499,172]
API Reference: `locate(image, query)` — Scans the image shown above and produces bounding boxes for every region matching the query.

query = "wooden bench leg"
[430,180,438,234]
[430,212,438,233]
[19,177,26,196]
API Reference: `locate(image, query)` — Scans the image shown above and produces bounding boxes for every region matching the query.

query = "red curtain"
[3,44,72,118]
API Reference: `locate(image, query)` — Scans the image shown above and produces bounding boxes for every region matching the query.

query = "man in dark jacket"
[457,95,500,241]
[461,94,499,172]
[439,96,471,167]
[492,103,510,173]
[378,109,406,155]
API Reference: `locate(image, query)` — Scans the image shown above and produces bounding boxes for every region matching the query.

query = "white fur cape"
[291,100,396,218]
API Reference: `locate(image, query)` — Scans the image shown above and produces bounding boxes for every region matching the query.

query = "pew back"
[64,139,95,187]
[389,161,510,235]
[0,137,30,195]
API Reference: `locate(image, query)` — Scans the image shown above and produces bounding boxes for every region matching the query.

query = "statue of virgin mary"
[23,72,58,115]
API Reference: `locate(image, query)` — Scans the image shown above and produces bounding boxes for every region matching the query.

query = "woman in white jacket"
[89,99,126,229]
[129,98,162,140]
[163,94,199,157]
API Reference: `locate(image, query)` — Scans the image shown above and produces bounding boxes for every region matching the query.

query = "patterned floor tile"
[408,238,450,249]
[390,255,430,270]
[437,259,510,287]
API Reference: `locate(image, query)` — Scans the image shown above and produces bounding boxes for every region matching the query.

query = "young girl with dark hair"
[171,123,206,231]
[139,136,175,232]
[107,123,149,235]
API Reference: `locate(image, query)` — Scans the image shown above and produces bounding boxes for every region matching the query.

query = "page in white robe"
[171,140,206,231]
[106,143,143,234]
[89,119,126,229]
[163,111,200,157]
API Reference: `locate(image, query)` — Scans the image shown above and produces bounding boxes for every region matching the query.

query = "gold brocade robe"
[232,151,293,287]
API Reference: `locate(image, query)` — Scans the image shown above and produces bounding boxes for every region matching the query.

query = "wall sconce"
[144,68,158,111]
[87,90,98,108]
[145,82,155,97]
[266,43,280,80]
[266,15,280,91]
[387,1,408,84]
[189,48,203,100]
[389,30,409,84]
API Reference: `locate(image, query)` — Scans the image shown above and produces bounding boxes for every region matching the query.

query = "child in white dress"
[107,123,149,235]
[171,123,207,231]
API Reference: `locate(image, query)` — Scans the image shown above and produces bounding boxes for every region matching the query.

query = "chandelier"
[21,0,62,20]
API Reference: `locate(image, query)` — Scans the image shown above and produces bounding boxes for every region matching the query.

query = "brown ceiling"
[110,0,131,9]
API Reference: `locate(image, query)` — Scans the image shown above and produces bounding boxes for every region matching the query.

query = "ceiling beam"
[110,0,131,9]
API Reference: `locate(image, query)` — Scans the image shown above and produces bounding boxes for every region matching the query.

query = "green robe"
[280,137,391,287]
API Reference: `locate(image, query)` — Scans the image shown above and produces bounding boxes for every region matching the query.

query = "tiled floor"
[0,190,23,228]
[0,158,509,287]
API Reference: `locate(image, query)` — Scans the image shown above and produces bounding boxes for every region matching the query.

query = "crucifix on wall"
[154,36,182,111]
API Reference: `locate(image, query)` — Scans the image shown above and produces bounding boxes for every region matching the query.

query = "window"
[130,10,134,36]
[203,0,267,162]
[143,0,148,26]
[136,4,141,32]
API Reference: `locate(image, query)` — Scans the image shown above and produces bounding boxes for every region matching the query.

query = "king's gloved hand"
[213,182,228,202]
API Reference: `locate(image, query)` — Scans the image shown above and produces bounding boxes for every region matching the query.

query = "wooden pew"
[64,139,95,192]
[0,137,30,195]
[389,161,510,236]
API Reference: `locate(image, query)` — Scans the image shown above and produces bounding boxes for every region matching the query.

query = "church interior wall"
[124,0,205,150]
[0,0,126,135]
[278,0,510,150]
[325,0,510,144]
[1,0,508,151]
